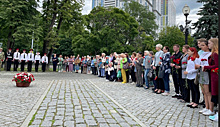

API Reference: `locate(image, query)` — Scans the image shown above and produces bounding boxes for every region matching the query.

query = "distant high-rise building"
[92,0,176,33]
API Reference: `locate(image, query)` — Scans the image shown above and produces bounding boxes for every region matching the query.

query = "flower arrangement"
[12,72,35,83]
[211,68,218,75]
[201,59,207,61]
[173,58,181,65]
[160,57,163,60]
[170,56,175,63]
[191,57,195,61]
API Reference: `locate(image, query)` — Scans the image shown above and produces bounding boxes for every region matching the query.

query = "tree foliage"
[192,0,218,39]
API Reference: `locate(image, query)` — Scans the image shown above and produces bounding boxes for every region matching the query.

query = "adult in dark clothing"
[170,44,183,98]
[52,54,58,72]
[6,48,13,71]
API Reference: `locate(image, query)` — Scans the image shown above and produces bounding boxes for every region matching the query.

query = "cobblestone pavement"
[90,78,218,127]
[0,75,51,126]
[0,72,218,127]
[29,79,140,127]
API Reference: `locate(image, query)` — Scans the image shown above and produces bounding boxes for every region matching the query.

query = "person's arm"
[204,53,218,70]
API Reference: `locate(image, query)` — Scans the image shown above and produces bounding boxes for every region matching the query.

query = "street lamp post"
[182,4,190,44]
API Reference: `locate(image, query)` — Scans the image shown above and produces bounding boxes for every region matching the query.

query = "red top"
[204,53,218,95]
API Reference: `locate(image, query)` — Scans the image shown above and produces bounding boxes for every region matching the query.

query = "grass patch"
[28,112,37,126]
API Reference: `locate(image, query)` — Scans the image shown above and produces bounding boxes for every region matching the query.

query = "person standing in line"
[179,45,190,103]
[152,44,164,93]
[0,48,5,71]
[13,48,20,71]
[27,49,34,72]
[143,51,152,89]
[170,44,182,98]
[69,55,74,73]
[91,57,95,74]
[20,49,27,72]
[73,56,75,72]
[87,56,91,74]
[195,39,213,115]
[74,56,80,73]
[6,48,13,71]
[135,52,144,87]
[130,52,137,84]
[184,47,200,108]
[160,46,171,96]
[58,55,63,72]
[35,52,41,72]
[42,53,48,72]
[52,54,58,72]
[82,56,87,74]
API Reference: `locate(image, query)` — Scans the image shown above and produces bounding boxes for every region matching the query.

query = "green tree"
[72,6,139,55]
[157,26,193,53]
[192,0,218,39]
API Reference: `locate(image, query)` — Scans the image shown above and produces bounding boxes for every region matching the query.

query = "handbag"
[123,62,129,69]
[158,66,165,78]
[117,70,122,78]
[147,68,153,78]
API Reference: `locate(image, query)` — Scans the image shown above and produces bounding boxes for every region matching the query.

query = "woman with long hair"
[203,38,219,121]
[184,47,200,108]
[195,39,213,115]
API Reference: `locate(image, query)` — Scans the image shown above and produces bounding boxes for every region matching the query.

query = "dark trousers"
[21,60,25,71]
[163,73,170,92]
[136,68,143,86]
[53,63,57,71]
[7,60,12,71]
[131,66,136,82]
[35,60,39,72]
[73,64,75,71]
[42,63,46,72]
[156,66,164,90]
[13,60,19,71]
[181,78,190,102]
[92,67,95,74]
[81,66,83,73]
[172,71,180,94]
[188,79,200,104]
[28,61,32,72]
[95,67,98,75]
[106,71,109,79]
[126,70,130,83]
[66,65,69,72]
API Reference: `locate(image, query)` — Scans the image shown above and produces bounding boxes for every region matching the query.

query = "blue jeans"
[144,69,150,87]
[163,73,170,92]
[101,68,105,77]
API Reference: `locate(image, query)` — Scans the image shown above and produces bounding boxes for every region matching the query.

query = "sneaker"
[122,82,125,84]
[199,108,208,114]
[106,80,109,81]
[203,110,215,116]
[162,92,169,96]
[209,113,218,122]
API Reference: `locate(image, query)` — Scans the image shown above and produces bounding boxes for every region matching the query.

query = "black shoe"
[199,100,205,105]
[144,87,149,89]
[136,84,140,87]
[187,104,193,107]
[177,96,183,99]
[172,94,180,98]
[190,105,198,108]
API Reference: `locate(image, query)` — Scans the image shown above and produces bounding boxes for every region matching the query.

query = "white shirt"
[186,58,200,80]
[27,53,35,61]
[35,54,41,61]
[13,52,20,60]
[108,67,114,75]
[20,53,27,61]
[41,56,48,64]
[198,52,212,66]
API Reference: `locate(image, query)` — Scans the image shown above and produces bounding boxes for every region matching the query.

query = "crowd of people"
[0,38,218,122]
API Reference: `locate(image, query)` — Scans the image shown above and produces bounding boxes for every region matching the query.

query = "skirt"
[199,71,209,84]
[75,65,79,70]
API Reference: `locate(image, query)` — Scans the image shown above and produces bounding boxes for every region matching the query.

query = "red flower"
[148,60,150,63]
[215,68,218,73]
[160,57,162,60]
[182,62,187,65]
[191,57,195,61]
[154,76,158,81]
[201,59,207,61]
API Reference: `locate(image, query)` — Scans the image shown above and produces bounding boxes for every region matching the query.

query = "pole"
[31,32,34,49]
[185,14,189,44]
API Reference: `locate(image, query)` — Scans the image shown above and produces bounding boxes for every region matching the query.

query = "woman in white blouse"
[184,47,200,108]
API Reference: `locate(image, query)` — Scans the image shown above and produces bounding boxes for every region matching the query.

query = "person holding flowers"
[184,47,200,108]
[202,38,218,121]
[195,39,213,115]
[179,45,190,103]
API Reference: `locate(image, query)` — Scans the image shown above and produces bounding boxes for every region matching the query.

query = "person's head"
[102,53,105,57]
[0,48,2,52]
[138,52,142,57]
[187,47,199,60]
[173,44,180,52]
[84,56,86,59]
[67,56,69,59]
[44,53,47,56]
[8,48,12,52]
[59,55,62,58]
[77,54,80,57]
[54,54,56,57]
[208,38,218,54]
[200,39,209,52]
[156,44,163,51]
[64,56,67,59]
[152,55,155,60]
[132,52,136,58]
[36,52,40,55]
[109,62,113,67]
[144,51,149,56]
[30,49,33,53]
[149,51,154,57]
[16,48,19,52]
[182,45,190,53]
[197,38,207,49]
[121,53,125,58]
[23,49,26,53]
[125,53,129,58]
[70,55,73,58]
[163,46,169,53]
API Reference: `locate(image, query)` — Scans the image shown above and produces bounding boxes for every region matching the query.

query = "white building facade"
[92,0,176,33]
